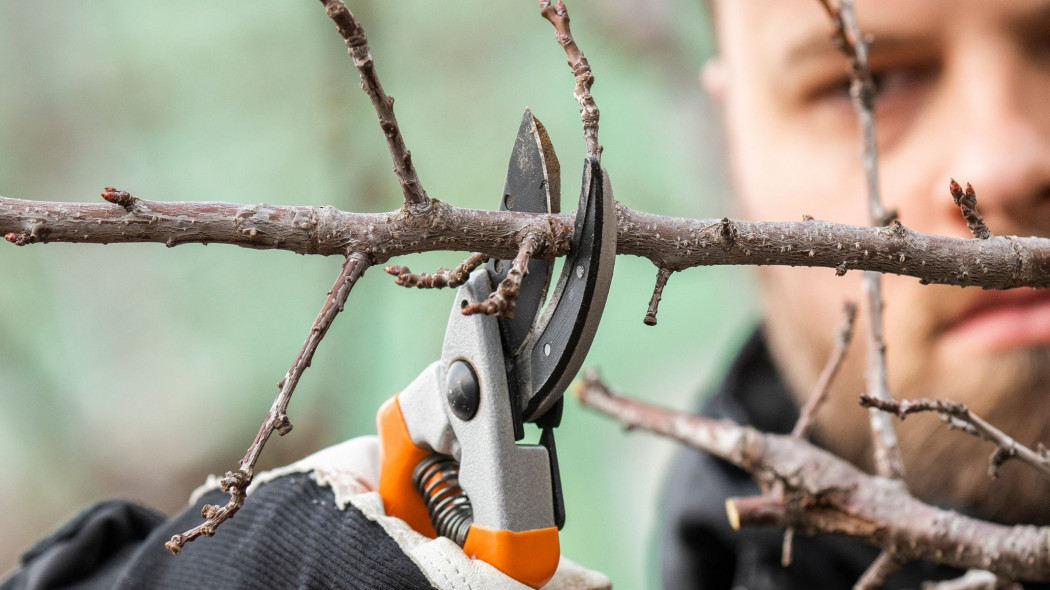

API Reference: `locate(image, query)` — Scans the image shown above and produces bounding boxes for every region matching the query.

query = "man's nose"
[941,51,1050,236]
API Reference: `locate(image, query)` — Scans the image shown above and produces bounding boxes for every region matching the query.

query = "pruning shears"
[376,108,615,588]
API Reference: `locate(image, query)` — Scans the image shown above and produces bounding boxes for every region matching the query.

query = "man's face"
[710,0,1050,522]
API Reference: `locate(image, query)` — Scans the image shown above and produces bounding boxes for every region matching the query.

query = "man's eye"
[808,65,938,111]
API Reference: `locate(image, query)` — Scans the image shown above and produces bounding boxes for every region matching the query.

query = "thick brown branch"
[950,179,992,240]
[463,233,545,318]
[539,0,600,159]
[385,252,486,289]
[319,0,429,210]
[6,195,1050,289]
[643,267,672,326]
[860,395,1050,481]
[793,301,858,438]
[166,252,370,554]
[576,373,1050,582]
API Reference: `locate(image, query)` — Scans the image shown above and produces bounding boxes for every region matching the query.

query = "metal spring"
[412,454,474,546]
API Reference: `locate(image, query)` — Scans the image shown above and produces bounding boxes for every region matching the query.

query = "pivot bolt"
[446,360,480,421]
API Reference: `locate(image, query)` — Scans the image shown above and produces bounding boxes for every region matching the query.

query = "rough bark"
[576,374,1050,583]
[5,196,1050,290]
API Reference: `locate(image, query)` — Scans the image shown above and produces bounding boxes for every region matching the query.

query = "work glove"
[2,436,611,590]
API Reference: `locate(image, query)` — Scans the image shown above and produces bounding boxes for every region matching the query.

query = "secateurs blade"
[375,108,615,588]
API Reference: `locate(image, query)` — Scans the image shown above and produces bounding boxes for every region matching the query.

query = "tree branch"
[384,252,487,289]
[792,301,858,438]
[781,300,857,567]
[165,252,370,553]
[816,0,906,482]
[854,551,902,590]
[318,0,429,210]
[6,194,1050,289]
[576,373,1050,583]
[463,232,546,318]
[860,395,1050,482]
[643,267,673,326]
[540,0,601,159]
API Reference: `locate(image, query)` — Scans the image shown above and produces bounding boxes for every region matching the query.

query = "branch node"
[720,217,736,247]
[4,231,31,246]
[101,187,141,213]
[988,445,1014,480]
[462,234,544,318]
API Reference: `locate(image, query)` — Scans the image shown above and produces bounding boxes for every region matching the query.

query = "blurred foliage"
[0,1,754,587]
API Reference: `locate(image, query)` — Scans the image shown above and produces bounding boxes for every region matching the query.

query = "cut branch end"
[725,498,741,530]
[644,267,673,326]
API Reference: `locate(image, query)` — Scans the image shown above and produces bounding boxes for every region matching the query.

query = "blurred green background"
[0,1,754,587]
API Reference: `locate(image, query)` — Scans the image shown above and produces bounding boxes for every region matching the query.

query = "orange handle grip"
[377,393,561,588]
[463,524,560,588]
[377,394,437,538]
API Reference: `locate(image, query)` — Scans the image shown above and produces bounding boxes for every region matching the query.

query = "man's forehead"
[717,0,937,61]
[716,0,1050,64]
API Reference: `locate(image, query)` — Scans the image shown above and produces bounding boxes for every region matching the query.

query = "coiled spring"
[412,454,474,546]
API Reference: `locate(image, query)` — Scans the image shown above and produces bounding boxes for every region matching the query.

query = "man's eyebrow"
[781,31,932,69]
[1009,2,1050,37]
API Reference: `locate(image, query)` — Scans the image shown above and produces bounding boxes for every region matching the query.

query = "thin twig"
[816,0,906,481]
[319,0,429,210]
[575,373,1050,582]
[643,267,673,326]
[384,252,486,289]
[792,301,858,438]
[463,233,545,318]
[165,252,371,554]
[950,179,992,240]
[854,551,902,590]
[539,0,601,159]
[859,395,1050,481]
[782,300,857,567]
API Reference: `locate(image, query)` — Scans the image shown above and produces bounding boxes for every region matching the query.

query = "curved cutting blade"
[517,157,616,422]
[486,108,561,356]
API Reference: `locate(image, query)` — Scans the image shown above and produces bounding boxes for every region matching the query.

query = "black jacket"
[660,330,1049,589]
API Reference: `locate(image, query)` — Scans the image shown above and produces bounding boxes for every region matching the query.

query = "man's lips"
[945,288,1050,350]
